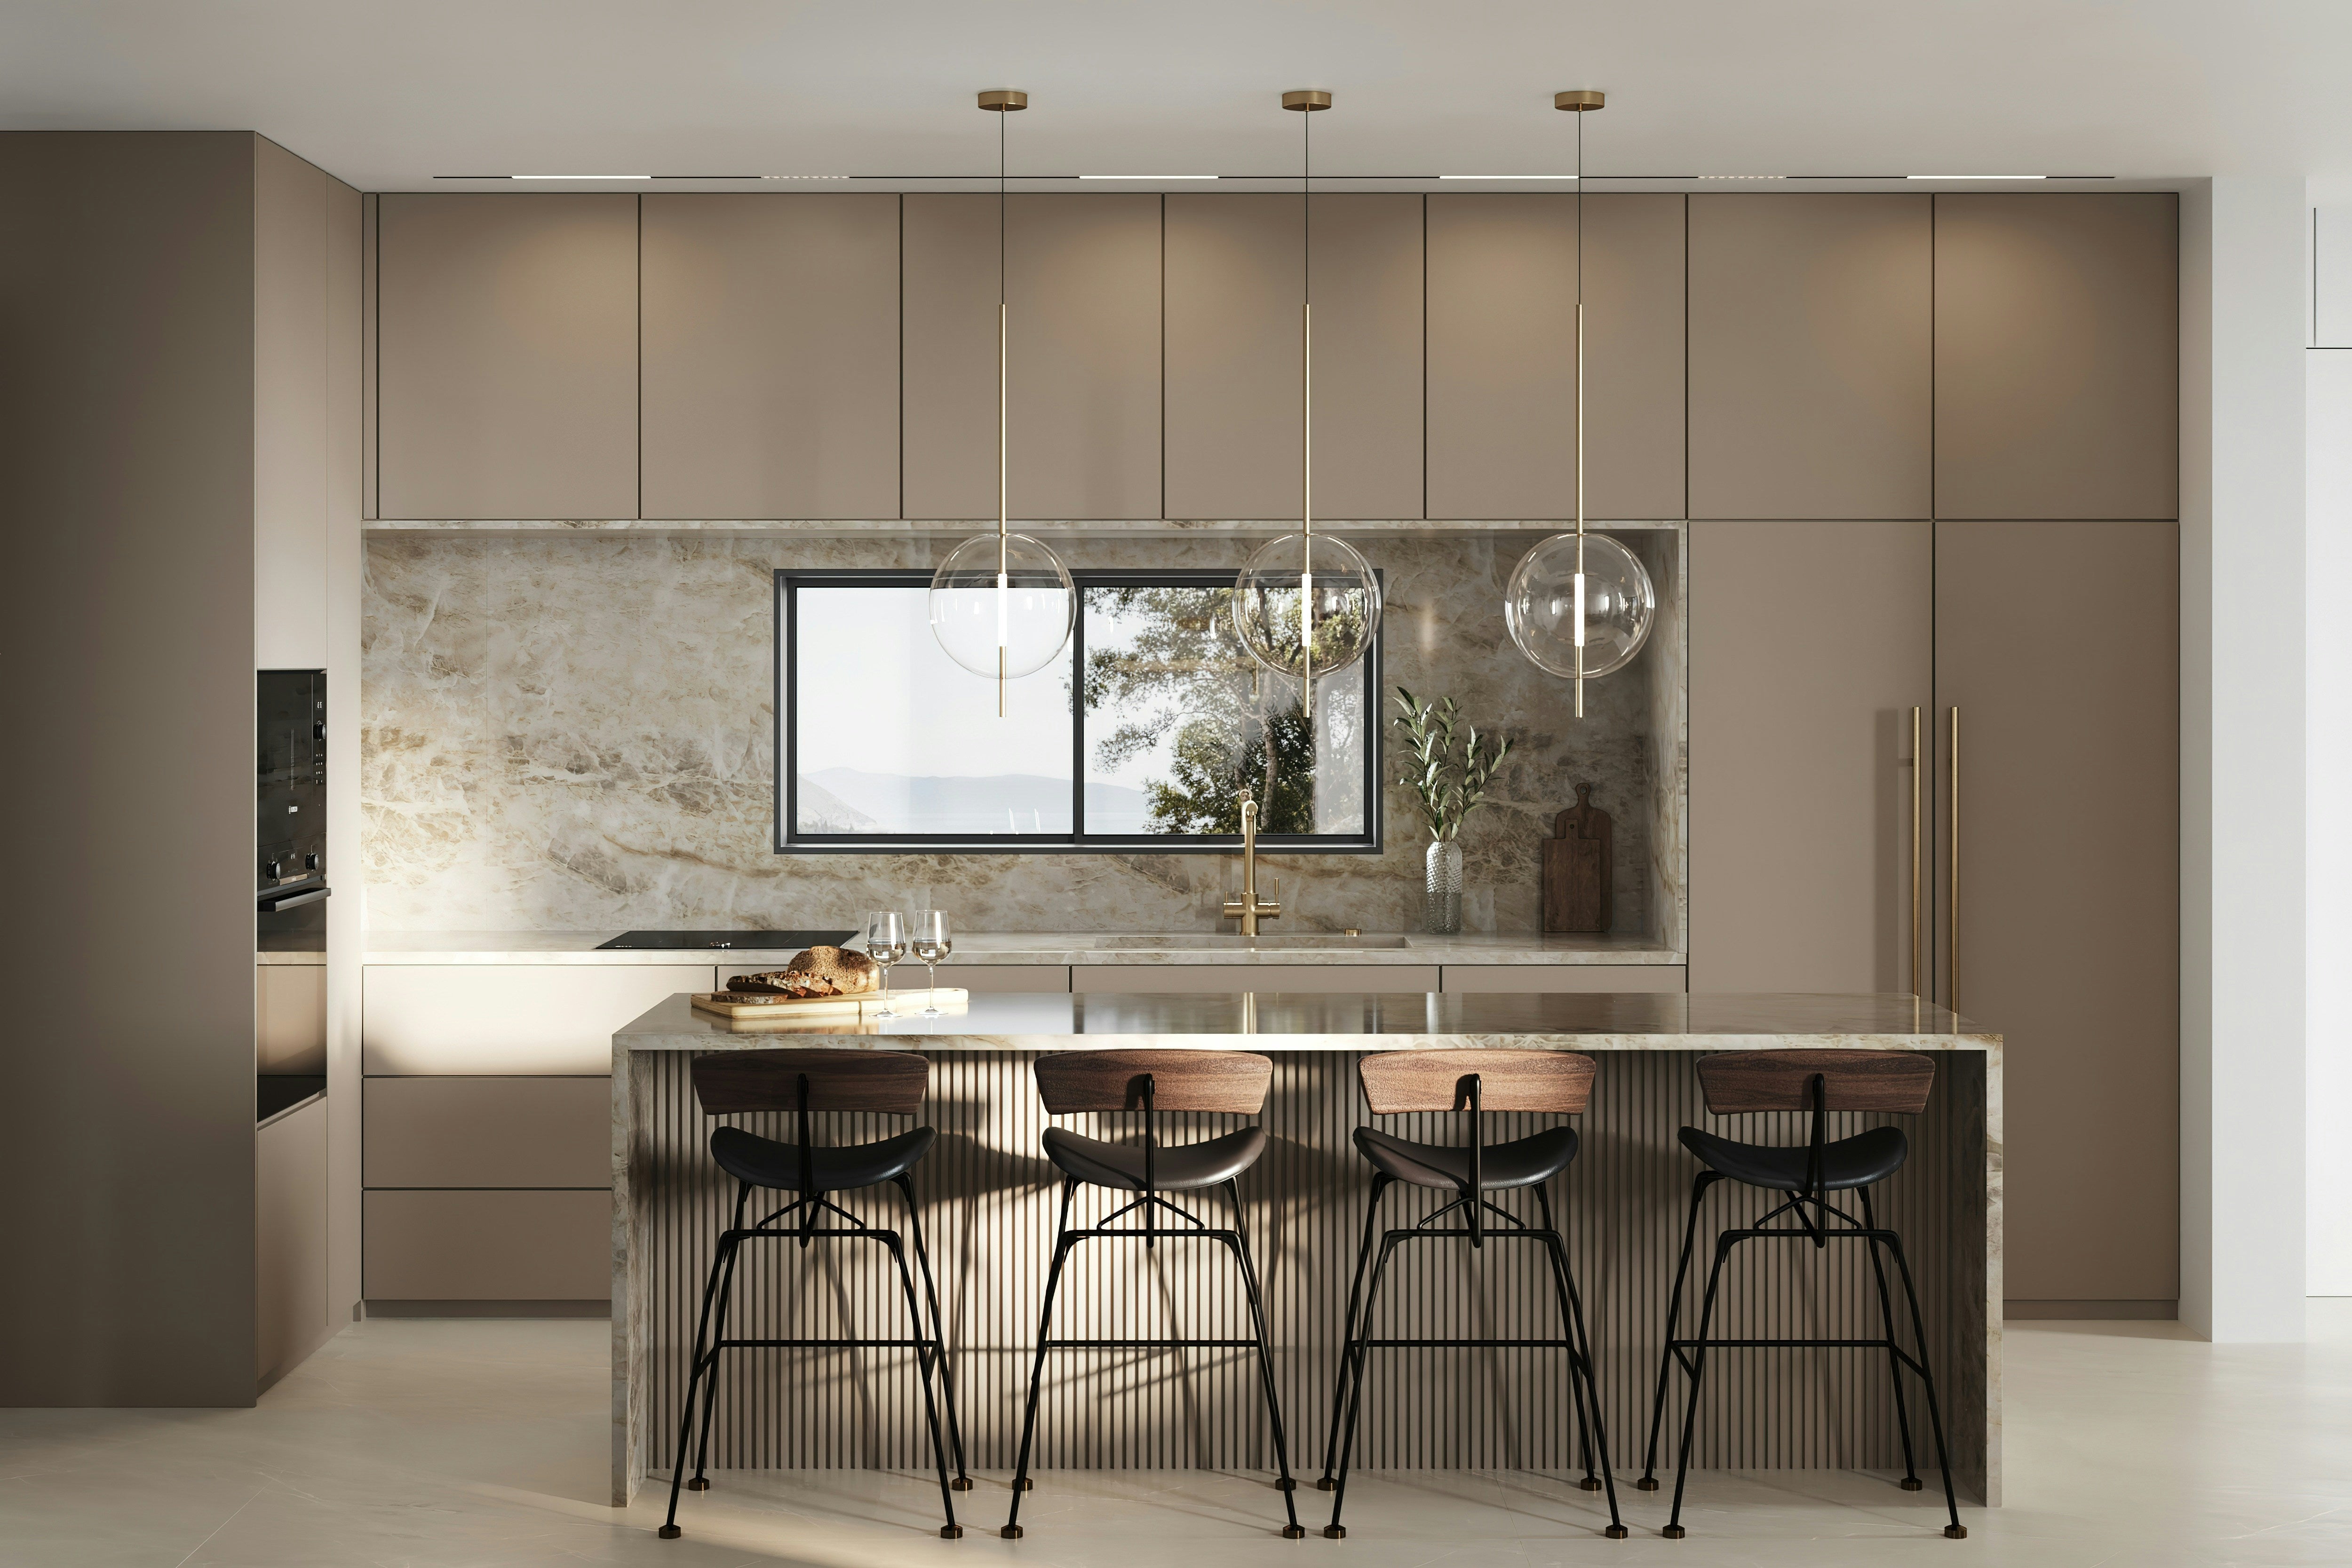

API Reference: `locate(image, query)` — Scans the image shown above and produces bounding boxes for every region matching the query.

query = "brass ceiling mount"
[977,89,1028,111]
[1281,89,1333,111]
[1554,88,1606,111]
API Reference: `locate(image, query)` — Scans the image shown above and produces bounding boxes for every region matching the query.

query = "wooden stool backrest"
[691,1049,930,1116]
[1358,1048,1597,1115]
[1033,1049,1273,1115]
[1695,1049,1934,1116]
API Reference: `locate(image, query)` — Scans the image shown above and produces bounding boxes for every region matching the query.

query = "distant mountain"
[804,768,1151,834]
[794,776,877,832]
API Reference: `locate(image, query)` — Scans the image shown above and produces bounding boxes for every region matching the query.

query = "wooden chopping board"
[691,988,969,1021]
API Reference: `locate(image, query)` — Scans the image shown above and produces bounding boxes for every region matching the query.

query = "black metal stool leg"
[686,1195,751,1492]
[1884,1229,1967,1539]
[1318,1175,1389,1490]
[1639,1171,1716,1491]
[1534,1185,1627,1538]
[1859,1187,1924,1491]
[883,1232,963,1537]
[1323,1231,1401,1539]
[658,1207,740,1541]
[1223,1180,1306,1536]
[1002,1179,1077,1539]
[896,1174,972,1491]
[1662,1232,1736,1539]
[1530,1184,1601,1494]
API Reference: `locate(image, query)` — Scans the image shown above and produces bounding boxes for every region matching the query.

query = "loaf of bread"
[727,945,881,999]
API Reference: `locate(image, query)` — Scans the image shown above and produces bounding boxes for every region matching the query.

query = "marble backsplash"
[360,528,1688,942]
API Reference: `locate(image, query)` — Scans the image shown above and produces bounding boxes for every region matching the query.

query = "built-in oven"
[257,670,329,915]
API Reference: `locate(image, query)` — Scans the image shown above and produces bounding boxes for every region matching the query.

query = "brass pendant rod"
[997,104,1008,716]
[1573,105,1586,719]
[1300,97,1315,721]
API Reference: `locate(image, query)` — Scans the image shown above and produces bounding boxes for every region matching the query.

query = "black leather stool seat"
[1678,1124,1908,1193]
[1353,1125,1580,1190]
[710,1124,937,1191]
[1041,1125,1267,1191]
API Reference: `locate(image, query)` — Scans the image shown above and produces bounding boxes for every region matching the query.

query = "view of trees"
[1082,586,1322,834]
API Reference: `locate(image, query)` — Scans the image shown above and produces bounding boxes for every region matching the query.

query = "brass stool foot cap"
[1900,1477,1924,1492]
[1013,1477,1035,1492]
[1282,1525,1307,1538]
[1604,1526,1629,1540]
[1578,1476,1605,1491]
[1314,1476,1337,1492]
[1276,1476,1298,1491]
[1661,1526,1686,1539]
[1000,1526,1025,1539]
[684,1477,710,1491]
[1322,1526,1347,1539]
[1633,1477,1661,1491]
[941,1526,964,1539]
[1944,1526,1968,1539]
[657,1525,683,1540]
[953,1476,974,1491]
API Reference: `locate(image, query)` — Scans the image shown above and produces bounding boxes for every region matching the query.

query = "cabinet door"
[1688,522,1932,992]
[640,194,900,519]
[1163,195,1424,521]
[361,964,713,1074]
[901,195,1161,521]
[1936,520,2177,1306]
[1307,195,1424,520]
[254,137,330,665]
[1934,195,2178,520]
[1427,194,1683,520]
[1164,194,1300,520]
[364,1189,608,1301]
[1070,964,1441,994]
[1688,195,1932,520]
[364,1076,610,1188]
[377,194,638,520]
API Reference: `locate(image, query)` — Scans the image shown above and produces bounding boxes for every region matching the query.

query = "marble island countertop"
[613,990,1994,1053]
[365,929,1685,966]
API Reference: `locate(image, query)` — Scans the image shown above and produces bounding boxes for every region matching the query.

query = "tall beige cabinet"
[1690,193,2181,1317]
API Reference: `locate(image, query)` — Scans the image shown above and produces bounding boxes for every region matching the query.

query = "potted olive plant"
[1393,687,1512,934]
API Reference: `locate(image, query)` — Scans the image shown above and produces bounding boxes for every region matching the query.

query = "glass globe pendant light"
[1232,88,1381,721]
[930,88,1075,715]
[1502,89,1656,717]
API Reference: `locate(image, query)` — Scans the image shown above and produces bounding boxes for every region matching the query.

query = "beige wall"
[0,132,261,1405]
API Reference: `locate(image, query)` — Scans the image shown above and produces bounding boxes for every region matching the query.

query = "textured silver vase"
[1423,838,1464,934]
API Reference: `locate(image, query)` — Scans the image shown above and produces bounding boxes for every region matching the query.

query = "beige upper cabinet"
[640,196,900,520]
[1688,195,1933,520]
[1934,195,2178,520]
[376,194,638,520]
[1163,194,1423,521]
[1426,194,1683,521]
[1687,521,1933,992]
[902,194,1161,521]
[253,138,331,666]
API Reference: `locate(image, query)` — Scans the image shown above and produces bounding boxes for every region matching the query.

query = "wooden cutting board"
[691,988,969,1021]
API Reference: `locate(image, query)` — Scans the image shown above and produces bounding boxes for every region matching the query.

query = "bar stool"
[1319,1048,1627,1540]
[1635,1048,1964,1540]
[1001,1048,1304,1539]
[659,1049,969,1542]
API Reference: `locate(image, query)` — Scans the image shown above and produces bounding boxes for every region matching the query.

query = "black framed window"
[776,569,1381,854]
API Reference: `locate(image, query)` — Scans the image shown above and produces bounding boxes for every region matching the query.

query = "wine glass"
[911,911,952,1017]
[865,910,906,1019]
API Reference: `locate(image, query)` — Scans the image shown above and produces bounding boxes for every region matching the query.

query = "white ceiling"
[0,0,2346,194]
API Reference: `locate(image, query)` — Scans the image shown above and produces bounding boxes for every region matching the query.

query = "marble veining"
[363,529,1689,939]
[360,929,1685,965]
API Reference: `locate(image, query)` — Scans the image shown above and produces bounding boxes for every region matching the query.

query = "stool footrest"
[1042,1338,1263,1349]
[715,1337,938,1350]
[1356,1337,1578,1349]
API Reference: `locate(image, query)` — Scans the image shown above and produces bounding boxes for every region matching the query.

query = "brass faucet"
[1223,795,1282,936]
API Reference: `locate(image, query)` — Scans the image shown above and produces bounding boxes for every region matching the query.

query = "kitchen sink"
[1088,933,1413,950]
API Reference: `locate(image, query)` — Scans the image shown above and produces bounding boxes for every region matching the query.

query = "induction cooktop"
[596,929,857,951]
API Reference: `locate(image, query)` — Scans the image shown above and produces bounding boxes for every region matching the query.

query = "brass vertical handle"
[1947,706,1960,1016]
[1909,706,1923,998]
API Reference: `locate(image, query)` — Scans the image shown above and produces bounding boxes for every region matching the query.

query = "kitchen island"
[611,991,1999,1509]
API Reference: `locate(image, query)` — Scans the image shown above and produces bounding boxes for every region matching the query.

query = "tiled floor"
[3,1308,2349,1566]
